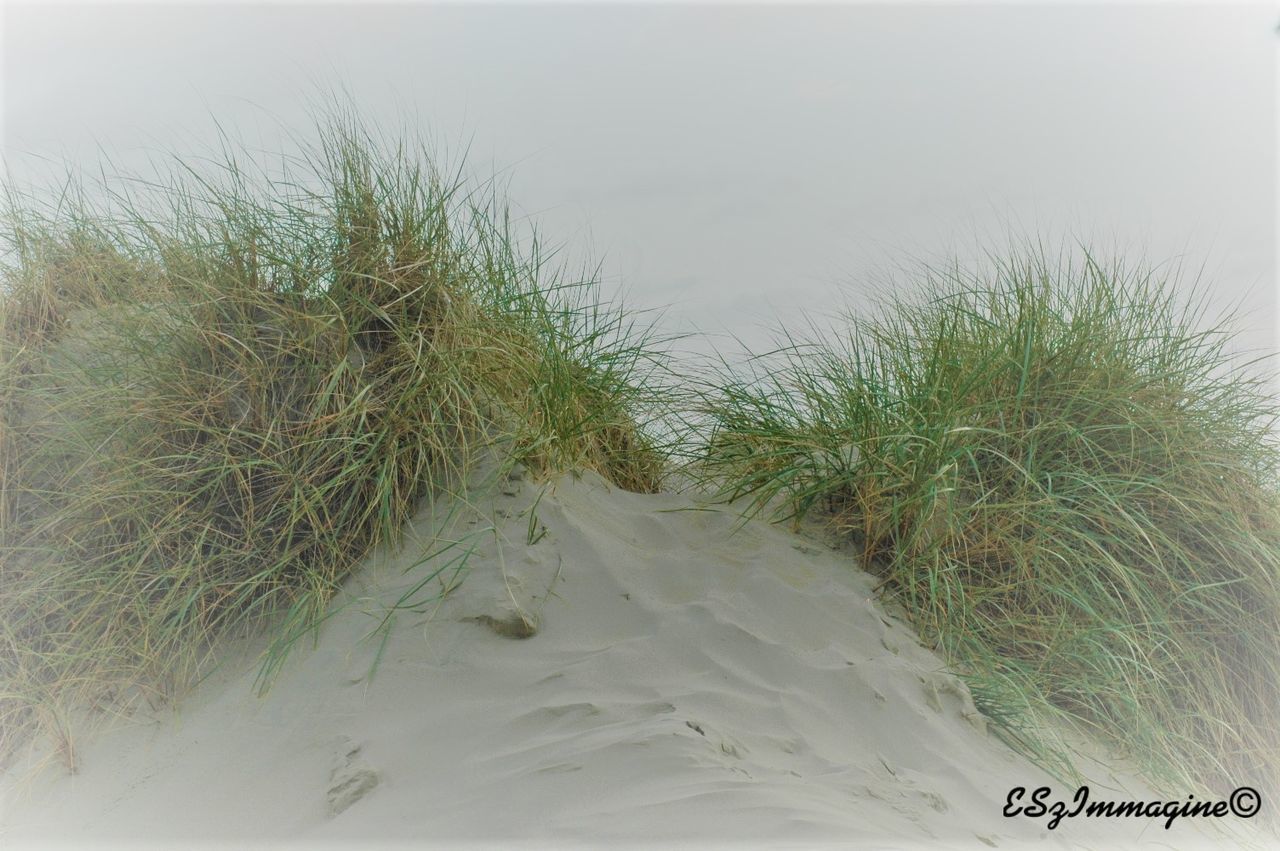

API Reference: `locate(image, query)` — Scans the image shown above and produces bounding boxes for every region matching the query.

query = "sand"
[0,467,1254,849]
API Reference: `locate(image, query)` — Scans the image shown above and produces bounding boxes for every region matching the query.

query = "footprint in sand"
[874,755,951,818]
[919,671,987,735]
[499,463,525,496]
[920,789,950,813]
[683,719,746,761]
[327,737,380,817]
[465,609,540,639]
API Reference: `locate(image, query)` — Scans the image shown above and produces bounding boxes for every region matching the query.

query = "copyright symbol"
[1230,787,1261,819]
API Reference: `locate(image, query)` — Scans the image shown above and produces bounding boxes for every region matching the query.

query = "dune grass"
[693,249,1280,803]
[4,107,1277,829]
[0,113,668,768]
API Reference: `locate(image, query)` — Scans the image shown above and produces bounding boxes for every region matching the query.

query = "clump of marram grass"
[0,113,667,768]
[694,249,1280,806]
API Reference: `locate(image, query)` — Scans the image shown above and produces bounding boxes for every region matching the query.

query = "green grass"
[692,247,1280,804]
[3,107,1277,829]
[0,110,669,768]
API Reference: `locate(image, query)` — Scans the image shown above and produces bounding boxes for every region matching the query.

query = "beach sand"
[0,467,1244,849]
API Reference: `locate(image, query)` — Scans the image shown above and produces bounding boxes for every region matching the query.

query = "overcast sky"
[3,2,1276,368]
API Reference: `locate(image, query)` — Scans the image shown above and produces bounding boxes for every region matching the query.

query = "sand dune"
[0,468,1242,848]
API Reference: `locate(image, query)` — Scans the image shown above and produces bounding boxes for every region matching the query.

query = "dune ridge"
[0,466,1243,848]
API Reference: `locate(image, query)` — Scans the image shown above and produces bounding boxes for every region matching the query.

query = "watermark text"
[1003,785,1261,830]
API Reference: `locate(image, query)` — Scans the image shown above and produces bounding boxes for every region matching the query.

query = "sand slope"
[0,469,1241,848]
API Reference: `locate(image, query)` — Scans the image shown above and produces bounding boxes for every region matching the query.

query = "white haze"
[3,2,1276,374]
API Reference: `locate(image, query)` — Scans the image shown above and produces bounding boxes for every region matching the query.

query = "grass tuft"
[0,110,668,768]
[693,247,1280,803]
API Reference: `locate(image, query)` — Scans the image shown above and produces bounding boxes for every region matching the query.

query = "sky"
[2,2,1276,370]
